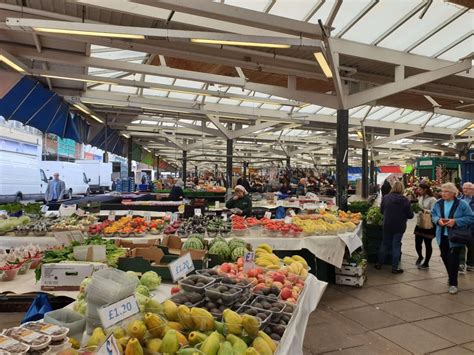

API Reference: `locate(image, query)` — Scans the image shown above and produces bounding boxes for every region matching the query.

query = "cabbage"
[140,271,161,290]
[135,284,150,297]
[73,299,87,315]
[126,271,140,282]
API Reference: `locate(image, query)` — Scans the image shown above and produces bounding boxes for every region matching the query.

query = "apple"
[291,290,298,299]
[272,272,285,283]
[264,278,274,287]
[171,286,181,295]
[236,257,244,268]
[220,263,232,273]
[280,288,292,300]
[273,281,283,289]
[286,297,297,304]
[254,283,266,292]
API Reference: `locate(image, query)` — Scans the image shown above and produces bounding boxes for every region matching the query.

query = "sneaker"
[392,268,404,274]
[415,257,423,266]
[467,265,474,272]
[418,264,429,270]
[374,263,382,270]
[448,286,458,294]
[459,264,466,274]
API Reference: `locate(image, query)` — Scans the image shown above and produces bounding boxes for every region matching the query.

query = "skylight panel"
[269,0,317,20]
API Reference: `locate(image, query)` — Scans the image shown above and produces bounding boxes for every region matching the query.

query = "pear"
[87,327,106,347]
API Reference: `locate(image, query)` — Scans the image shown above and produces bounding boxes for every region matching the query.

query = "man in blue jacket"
[459,182,474,272]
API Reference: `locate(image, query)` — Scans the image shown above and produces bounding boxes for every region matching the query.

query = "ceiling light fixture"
[0,54,25,72]
[357,131,364,139]
[122,133,130,139]
[33,27,144,39]
[73,104,90,115]
[41,74,113,84]
[142,107,191,114]
[81,99,128,107]
[90,114,104,124]
[313,52,333,78]
[191,39,291,49]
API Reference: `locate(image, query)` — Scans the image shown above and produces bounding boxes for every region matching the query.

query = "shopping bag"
[275,206,286,219]
[21,293,53,323]
[448,228,473,245]
[417,210,433,229]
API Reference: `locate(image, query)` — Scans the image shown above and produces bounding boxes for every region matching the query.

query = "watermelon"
[182,237,204,250]
[228,238,246,252]
[188,233,205,244]
[208,241,231,260]
[209,236,226,248]
[231,246,247,261]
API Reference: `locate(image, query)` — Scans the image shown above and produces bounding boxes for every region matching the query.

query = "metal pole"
[370,158,375,185]
[243,161,248,180]
[182,150,187,180]
[127,137,133,178]
[286,156,291,180]
[157,155,161,179]
[362,147,369,199]
[336,109,349,210]
[103,117,108,163]
[226,139,233,189]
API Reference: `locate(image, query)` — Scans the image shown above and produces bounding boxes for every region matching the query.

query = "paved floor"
[304,220,474,355]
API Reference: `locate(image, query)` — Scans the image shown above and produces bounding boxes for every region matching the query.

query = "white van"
[41,161,91,198]
[76,160,112,193]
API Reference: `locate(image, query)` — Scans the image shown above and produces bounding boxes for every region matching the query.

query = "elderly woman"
[225,185,252,216]
[375,181,414,273]
[168,179,185,200]
[431,182,474,294]
[296,178,307,196]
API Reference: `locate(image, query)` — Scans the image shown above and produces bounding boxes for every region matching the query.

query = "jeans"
[459,243,474,267]
[415,235,433,266]
[439,236,462,286]
[378,231,403,269]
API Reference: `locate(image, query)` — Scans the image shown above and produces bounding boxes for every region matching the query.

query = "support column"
[103,118,109,163]
[336,109,349,211]
[286,156,291,179]
[362,147,369,199]
[370,158,375,186]
[195,165,198,178]
[182,150,187,180]
[226,139,233,189]
[127,137,133,178]
[243,161,248,179]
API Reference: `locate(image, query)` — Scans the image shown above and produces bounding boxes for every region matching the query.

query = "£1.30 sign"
[169,252,195,282]
[98,295,140,329]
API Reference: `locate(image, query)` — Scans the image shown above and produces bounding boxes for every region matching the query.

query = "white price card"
[53,231,73,246]
[289,209,296,217]
[127,210,134,217]
[59,204,76,217]
[171,212,179,223]
[222,213,228,221]
[108,211,116,221]
[40,205,49,213]
[144,212,151,222]
[284,216,292,224]
[215,201,220,209]
[243,251,255,272]
[264,211,272,219]
[69,230,85,243]
[96,334,122,355]
[98,295,140,330]
[194,208,202,217]
[168,252,195,282]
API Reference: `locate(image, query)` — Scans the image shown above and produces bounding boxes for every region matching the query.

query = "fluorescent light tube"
[142,107,190,114]
[313,52,333,78]
[0,55,25,72]
[122,133,130,139]
[144,147,151,152]
[42,74,113,84]
[90,114,104,124]
[33,27,145,39]
[457,128,468,136]
[73,104,90,115]
[81,100,127,107]
[191,39,291,48]
[357,131,363,139]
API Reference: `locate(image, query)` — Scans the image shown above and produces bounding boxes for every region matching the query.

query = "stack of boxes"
[335,259,367,287]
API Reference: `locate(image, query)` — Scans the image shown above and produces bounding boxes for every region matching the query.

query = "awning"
[0,76,89,143]
[89,126,125,156]
[347,167,362,174]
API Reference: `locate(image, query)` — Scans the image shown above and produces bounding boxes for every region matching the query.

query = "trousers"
[378,230,403,269]
[439,236,462,286]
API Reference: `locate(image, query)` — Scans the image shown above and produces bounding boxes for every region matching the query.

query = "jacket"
[168,186,184,200]
[381,193,414,233]
[381,180,391,197]
[460,194,474,234]
[225,195,252,216]
[431,198,474,248]
[45,179,66,202]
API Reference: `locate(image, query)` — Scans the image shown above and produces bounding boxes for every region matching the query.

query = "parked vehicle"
[76,160,113,193]
[41,161,90,198]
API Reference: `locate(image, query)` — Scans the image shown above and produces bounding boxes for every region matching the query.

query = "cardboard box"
[116,239,157,249]
[117,246,205,280]
[335,274,366,287]
[41,262,107,291]
[160,235,207,260]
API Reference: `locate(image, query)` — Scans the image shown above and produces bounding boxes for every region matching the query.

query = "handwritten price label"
[194,208,202,217]
[169,252,195,282]
[98,295,140,329]
[144,212,151,222]
[264,211,272,219]
[243,251,255,273]
[96,334,121,355]
[127,210,134,217]
[108,211,116,221]
[284,216,292,224]
[289,209,296,217]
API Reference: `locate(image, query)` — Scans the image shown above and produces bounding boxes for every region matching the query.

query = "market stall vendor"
[225,185,252,216]
[168,179,185,200]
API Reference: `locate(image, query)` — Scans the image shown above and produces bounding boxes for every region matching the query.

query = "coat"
[380,193,414,234]
[45,179,66,202]
[431,198,474,248]
[225,195,252,216]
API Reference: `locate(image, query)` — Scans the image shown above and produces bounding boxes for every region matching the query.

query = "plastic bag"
[275,206,286,219]
[21,293,53,323]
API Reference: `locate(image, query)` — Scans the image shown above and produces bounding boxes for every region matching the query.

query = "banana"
[266,264,280,270]
[291,255,308,268]
[283,256,295,265]
[257,244,273,253]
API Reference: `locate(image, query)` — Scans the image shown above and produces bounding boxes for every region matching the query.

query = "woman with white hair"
[431,182,474,294]
[225,185,252,216]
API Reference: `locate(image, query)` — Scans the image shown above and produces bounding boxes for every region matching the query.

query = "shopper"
[296,178,307,196]
[45,173,66,203]
[225,185,252,216]
[459,182,474,272]
[279,180,292,195]
[381,178,392,197]
[236,176,252,193]
[168,179,185,200]
[431,183,474,294]
[375,181,414,273]
[414,183,437,269]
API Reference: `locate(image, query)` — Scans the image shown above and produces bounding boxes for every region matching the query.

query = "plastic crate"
[335,274,366,287]
[335,262,367,277]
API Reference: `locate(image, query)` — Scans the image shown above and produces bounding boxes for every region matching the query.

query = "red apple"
[236,257,244,268]
[280,288,292,300]
[171,286,181,295]
[286,297,297,303]
[272,272,285,283]
[254,283,266,292]
[220,263,231,273]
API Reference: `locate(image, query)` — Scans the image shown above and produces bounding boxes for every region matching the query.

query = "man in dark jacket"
[381,179,392,197]
[459,182,474,272]
[375,181,414,273]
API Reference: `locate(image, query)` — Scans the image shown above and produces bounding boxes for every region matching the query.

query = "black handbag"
[440,199,473,245]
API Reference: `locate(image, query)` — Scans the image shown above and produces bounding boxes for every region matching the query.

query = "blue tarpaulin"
[89,126,125,156]
[0,76,89,143]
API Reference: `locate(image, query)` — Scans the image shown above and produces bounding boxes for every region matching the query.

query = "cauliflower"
[140,271,161,290]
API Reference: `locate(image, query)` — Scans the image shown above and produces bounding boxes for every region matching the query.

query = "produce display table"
[2,272,326,355]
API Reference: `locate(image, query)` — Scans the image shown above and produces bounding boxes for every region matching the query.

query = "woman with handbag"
[431,183,474,294]
[414,183,437,269]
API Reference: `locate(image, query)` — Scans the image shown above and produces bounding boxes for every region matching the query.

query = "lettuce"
[140,271,161,290]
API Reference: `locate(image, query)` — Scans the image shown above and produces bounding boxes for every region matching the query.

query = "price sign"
[194,208,202,217]
[53,231,73,246]
[284,216,292,224]
[96,334,121,355]
[215,201,220,209]
[289,209,296,217]
[41,205,49,213]
[108,211,116,221]
[144,212,151,222]
[59,204,76,217]
[70,230,84,243]
[168,252,195,282]
[276,200,284,207]
[222,213,228,221]
[127,210,134,217]
[243,251,255,272]
[76,208,86,216]
[171,212,179,223]
[264,211,272,219]
[98,295,140,330]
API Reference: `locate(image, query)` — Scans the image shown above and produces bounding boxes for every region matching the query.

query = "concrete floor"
[304,220,474,355]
